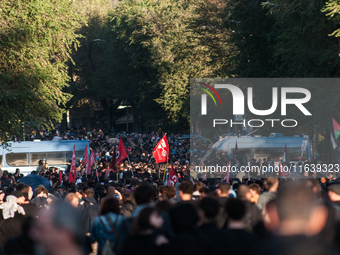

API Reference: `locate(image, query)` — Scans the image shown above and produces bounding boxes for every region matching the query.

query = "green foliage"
[0,0,83,141]
[104,0,233,131]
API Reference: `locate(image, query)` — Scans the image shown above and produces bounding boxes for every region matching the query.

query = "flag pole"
[162,162,168,182]
[127,156,134,177]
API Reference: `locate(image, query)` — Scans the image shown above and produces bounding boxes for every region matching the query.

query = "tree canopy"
[0,0,83,141]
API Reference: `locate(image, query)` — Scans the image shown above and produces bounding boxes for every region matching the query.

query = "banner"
[153,134,169,163]
[86,149,95,175]
[82,145,89,166]
[168,164,178,186]
[117,137,128,166]
[69,145,76,182]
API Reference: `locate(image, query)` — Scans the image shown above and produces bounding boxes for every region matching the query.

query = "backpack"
[98,215,119,255]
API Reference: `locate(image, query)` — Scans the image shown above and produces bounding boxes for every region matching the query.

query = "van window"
[254,148,283,162]
[6,153,28,167]
[66,151,84,162]
[30,152,65,166]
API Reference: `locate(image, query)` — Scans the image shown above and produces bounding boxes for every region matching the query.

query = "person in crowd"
[16,187,38,218]
[166,186,178,204]
[4,217,35,255]
[79,188,100,235]
[121,207,167,255]
[178,181,194,202]
[224,198,261,255]
[249,183,261,203]
[32,202,85,255]
[65,193,80,208]
[257,177,279,214]
[0,193,26,248]
[120,193,136,218]
[192,182,205,200]
[265,182,330,255]
[30,186,48,210]
[198,197,227,254]
[91,198,125,254]
[167,203,210,255]
[237,185,262,232]
[215,183,230,228]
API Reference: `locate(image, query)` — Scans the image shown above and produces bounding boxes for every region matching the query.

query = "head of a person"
[264,178,279,192]
[100,198,120,215]
[21,185,33,201]
[166,186,176,199]
[132,207,163,235]
[178,181,194,200]
[199,187,210,199]
[32,202,83,254]
[11,191,26,204]
[158,185,167,196]
[225,198,246,221]
[133,184,156,205]
[194,182,205,192]
[36,186,48,197]
[65,193,79,208]
[122,193,134,204]
[266,182,327,236]
[249,183,261,196]
[237,185,252,202]
[199,197,220,221]
[84,188,95,198]
[106,186,116,198]
[217,183,230,197]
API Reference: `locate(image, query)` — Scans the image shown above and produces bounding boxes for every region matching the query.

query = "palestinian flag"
[333,118,340,140]
[331,133,338,150]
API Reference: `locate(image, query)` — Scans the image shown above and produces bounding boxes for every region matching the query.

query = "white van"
[0,139,89,175]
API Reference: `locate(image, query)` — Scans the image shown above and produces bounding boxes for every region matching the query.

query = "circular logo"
[116,150,120,159]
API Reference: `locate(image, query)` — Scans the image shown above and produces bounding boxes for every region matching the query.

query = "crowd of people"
[0,172,340,255]
[1,128,339,255]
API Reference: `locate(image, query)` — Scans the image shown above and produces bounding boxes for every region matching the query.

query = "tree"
[104,0,234,132]
[0,0,83,142]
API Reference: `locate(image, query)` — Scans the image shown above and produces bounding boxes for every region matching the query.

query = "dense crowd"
[0,173,340,255]
[1,128,340,255]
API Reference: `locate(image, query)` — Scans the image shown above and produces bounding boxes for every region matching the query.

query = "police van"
[0,138,89,175]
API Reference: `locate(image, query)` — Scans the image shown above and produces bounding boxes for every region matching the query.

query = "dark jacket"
[198,222,228,254]
[0,212,25,248]
[216,197,229,228]
[242,200,262,232]
[4,234,34,255]
[79,197,100,234]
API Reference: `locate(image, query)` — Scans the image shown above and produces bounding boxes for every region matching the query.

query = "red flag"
[82,145,89,166]
[168,164,178,186]
[69,145,76,183]
[223,160,230,183]
[86,149,95,175]
[59,169,62,182]
[110,147,117,172]
[117,137,128,166]
[153,134,169,163]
